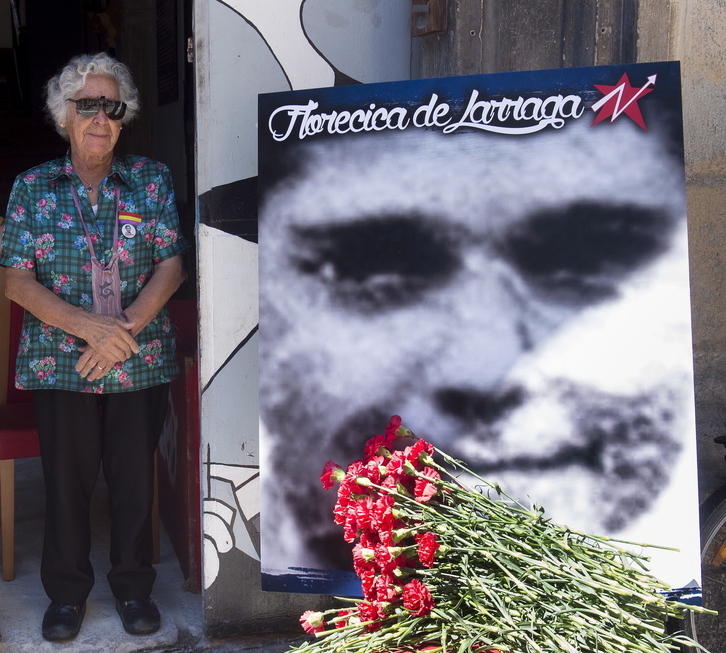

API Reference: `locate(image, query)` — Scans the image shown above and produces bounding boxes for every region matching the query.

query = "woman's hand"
[75,313,140,380]
[75,312,138,361]
[75,345,120,381]
[74,313,139,380]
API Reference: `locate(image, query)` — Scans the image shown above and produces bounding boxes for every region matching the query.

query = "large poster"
[258,62,700,597]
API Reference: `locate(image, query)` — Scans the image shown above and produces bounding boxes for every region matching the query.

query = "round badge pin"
[122,224,136,238]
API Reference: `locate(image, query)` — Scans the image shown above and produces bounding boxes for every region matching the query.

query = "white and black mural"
[257,62,701,597]
[194,0,411,628]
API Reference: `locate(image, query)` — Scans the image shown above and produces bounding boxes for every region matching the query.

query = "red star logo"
[591,73,657,130]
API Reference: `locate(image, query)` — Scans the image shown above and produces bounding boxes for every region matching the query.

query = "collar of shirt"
[46,150,132,189]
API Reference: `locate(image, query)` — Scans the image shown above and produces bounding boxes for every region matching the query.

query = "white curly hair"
[45,52,140,140]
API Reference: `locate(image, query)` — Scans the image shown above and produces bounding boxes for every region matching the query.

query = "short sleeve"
[150,165,190,264]
[0,175,37,271]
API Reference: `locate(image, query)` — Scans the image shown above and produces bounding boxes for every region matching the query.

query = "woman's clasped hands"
[74,313,138,381]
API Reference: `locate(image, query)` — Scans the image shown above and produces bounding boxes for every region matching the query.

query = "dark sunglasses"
[67,96,127,120]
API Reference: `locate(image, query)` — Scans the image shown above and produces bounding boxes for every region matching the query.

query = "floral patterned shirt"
[0,152,190,393]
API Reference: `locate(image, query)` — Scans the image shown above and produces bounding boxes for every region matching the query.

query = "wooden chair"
[0,300,41,581]
[0,302,159,581]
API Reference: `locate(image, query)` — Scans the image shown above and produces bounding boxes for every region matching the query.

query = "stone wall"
[415,0,726,503]
[656,0,726,500]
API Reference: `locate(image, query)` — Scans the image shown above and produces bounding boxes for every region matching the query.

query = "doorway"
[0,0,200,595]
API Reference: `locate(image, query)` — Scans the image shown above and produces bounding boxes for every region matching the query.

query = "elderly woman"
[0,53,188,641]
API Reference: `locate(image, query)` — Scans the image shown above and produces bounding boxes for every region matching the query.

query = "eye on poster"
[258,62,700,598]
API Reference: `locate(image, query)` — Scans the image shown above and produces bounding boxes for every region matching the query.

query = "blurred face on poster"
[259,116,691,571]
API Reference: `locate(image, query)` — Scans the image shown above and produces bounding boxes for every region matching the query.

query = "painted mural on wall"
[198,0,411,598]
[215,0,358,89]
[203,447,260,582]
[257,62,701,597]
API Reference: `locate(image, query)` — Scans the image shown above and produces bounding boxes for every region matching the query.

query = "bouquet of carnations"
[291,416,712,653]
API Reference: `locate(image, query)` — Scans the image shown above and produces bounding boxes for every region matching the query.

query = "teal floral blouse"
[0,152,190,393]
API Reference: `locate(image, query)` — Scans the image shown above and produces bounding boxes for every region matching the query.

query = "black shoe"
[42,601,86,642]
[115,598,161,635]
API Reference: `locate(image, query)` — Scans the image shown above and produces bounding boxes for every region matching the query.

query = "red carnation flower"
[359,566,377,599]
[361,457,383,485]
[402,579,435,617]
[377,525,396,547]
[335,609,354,628]
[374,543,397,572]
[357,601,381,631]
[333,480,354,525]
[408,438,434,464]
[372,493,394,527]
[343,460,370,494]
[414,467,441,503]
[343,512,359,543]
[355,496,376,532]
[380,474,400,497]
[299,610,325,634]
[320,460,344,489]
[415,531,440,568]
[384,415,403,444]
[386,450,408,478]
[364,434,389,459]
[374,574,399,615]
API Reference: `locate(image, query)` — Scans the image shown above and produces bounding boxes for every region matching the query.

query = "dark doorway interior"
[0,0,200,591]
[0,0,196,297]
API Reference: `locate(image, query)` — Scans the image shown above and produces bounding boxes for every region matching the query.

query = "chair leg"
[152,450,159,564]
[0,459,16,581]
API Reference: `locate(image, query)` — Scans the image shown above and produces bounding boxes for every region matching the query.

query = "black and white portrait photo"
[257,62,700,595]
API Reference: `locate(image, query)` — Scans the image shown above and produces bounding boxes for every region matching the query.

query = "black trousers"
[33,385,169,605]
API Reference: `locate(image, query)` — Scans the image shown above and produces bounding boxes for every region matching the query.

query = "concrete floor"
[0,457,303,653]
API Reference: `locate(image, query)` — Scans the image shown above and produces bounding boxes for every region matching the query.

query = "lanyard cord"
[68,177,128,321]
[68,177,121,266]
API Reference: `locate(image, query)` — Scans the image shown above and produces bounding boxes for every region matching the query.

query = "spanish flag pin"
[119,212,142,225]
